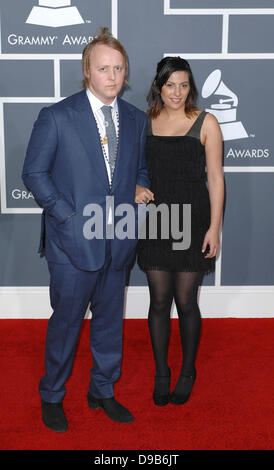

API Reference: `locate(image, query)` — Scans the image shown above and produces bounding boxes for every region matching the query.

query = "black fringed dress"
[137,111,215,274]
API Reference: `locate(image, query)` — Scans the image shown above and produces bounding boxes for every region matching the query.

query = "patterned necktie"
[101,105,117,177]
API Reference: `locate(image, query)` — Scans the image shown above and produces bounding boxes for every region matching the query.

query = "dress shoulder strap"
[187,111,207,140]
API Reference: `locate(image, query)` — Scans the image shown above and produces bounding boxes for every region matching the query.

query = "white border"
[0,285,273,318]
[111,0,118,38]
[164,1,274,16]
[164,1,274,59]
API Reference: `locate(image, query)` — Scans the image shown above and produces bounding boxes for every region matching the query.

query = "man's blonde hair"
[82,27,129,88]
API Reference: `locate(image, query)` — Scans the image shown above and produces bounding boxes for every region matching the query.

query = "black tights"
[146,270,202,377]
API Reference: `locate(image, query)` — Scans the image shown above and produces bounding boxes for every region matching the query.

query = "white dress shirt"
[86,88,119,185]
[86,88,119,224]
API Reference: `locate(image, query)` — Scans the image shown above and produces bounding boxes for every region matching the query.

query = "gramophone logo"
[26,0,84,28]
[202,69,248,141]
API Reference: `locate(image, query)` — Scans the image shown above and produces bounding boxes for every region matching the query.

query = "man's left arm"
[136,114,150,188]
[135,114,154,204]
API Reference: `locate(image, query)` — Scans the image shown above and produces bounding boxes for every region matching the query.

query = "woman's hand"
[202,113,224,260]
[135,184,154,204]
[202,227,220,258]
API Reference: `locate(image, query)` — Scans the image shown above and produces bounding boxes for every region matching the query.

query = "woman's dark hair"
[147,56,199,118]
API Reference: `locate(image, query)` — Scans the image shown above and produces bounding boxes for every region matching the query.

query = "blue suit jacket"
[22,89,149,271]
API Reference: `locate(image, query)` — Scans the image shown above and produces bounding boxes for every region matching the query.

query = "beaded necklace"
[94,110,119,186]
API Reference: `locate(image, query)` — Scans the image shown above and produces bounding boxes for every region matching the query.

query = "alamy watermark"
[82,196,191,251]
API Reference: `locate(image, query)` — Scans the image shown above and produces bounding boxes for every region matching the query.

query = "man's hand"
[135,184,154,204]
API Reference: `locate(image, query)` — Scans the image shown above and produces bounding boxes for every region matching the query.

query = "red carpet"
[0,318,273,450]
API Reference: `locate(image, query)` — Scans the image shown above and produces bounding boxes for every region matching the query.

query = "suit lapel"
[111,98,135,192]
[71,90,110,190]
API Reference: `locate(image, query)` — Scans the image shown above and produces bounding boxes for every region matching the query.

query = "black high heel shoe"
[170,370,196,405]
[153,368,171,406]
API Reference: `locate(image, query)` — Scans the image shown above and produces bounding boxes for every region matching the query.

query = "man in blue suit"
[22,27,153,432]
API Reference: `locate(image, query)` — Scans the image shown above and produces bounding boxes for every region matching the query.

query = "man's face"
[85,44,126,104]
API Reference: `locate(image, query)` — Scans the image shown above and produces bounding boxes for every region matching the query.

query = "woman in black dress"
[136,57,224,406]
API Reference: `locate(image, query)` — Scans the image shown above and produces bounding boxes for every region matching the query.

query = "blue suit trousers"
[39,241,127,402]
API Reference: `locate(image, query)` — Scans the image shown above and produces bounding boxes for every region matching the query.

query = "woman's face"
[160,70,190,111]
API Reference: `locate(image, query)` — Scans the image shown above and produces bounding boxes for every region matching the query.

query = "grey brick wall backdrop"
[0,1,273,318]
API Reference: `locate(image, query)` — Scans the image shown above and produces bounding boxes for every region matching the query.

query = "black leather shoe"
[153,368,171,406]
[170,370,196,405]
[41,400,68,432]
[87,393,134,423]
